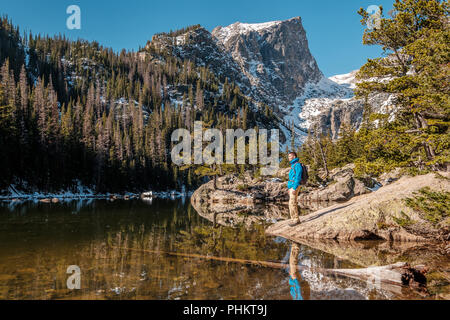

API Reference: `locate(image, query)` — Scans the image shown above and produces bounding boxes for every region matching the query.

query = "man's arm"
[292,163,303,190]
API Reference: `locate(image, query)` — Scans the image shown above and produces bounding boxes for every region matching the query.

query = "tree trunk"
[414,112,436,161]
[315,134,329,178]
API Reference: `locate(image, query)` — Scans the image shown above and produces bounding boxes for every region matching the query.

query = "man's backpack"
[292,162,309,186]
[300,163,309,185]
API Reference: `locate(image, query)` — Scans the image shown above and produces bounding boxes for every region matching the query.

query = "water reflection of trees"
[0,200,292,299]
[175,223,286,262]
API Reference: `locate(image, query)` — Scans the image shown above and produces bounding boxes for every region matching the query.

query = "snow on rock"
[279,69,397,143]
[279,76,354,145]
[212,16,323,117]
[213,20,283,44]
[328,70,359,89]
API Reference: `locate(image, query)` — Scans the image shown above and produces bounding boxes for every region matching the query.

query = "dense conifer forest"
[0,17,277,193]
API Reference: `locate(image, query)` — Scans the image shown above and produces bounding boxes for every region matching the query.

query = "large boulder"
[299,164,374,202]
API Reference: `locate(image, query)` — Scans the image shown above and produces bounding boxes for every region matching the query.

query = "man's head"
[288,152,297,162]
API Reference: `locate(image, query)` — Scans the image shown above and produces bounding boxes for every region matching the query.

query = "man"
[287,152,302,227]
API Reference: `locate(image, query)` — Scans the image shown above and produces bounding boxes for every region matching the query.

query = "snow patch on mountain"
[213,20,283,44]
[279,69,399,143]
[281,76,354,136]
[328,70,359,89]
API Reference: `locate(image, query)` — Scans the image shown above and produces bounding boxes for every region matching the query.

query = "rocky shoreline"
[267,172,449,242]
[191,166,449,242]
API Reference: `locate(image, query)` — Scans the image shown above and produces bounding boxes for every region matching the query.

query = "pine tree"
[34,77,47,143]
[356,0,449,169]
[18,65,29,145]
[195,79,204,110]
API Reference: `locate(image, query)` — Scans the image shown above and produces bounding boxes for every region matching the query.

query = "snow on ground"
[0,180,192,202]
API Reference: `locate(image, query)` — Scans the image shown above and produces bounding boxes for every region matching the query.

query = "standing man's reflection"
[288,242,311,300]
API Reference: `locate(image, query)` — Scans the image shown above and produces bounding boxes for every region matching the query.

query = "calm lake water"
[0,198,446,300]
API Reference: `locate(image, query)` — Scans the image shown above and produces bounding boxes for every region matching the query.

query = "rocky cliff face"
[150,27,252,92]
[212,17,323,108]
[149,18,329,110]
[300,71,397,138]
[307,91,396,139]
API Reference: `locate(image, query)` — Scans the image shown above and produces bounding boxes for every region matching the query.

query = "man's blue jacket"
[287,158,302,190]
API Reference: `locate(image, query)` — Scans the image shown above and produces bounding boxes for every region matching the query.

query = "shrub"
[404,187,450,225]
[237,184,249,191]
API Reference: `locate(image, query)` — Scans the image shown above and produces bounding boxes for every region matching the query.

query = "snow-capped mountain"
[212,17,323,109]
[210,17,393,144]
[144,17,394,145]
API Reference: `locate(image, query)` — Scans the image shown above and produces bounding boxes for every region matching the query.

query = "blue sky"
[1,0,394,76]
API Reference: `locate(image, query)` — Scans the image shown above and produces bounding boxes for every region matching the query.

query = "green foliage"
[237,184,249,192]
[0,84,11,130]
[392,211,416,227]
[404,187,450,225]
[402,166,432,176]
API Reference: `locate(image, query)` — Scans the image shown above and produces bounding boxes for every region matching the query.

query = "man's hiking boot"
[288,219,301,227]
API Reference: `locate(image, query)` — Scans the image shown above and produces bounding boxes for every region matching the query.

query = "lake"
[0,198,447,300]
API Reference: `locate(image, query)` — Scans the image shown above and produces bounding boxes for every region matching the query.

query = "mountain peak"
[212,16,322,109]
[212,17,302,44]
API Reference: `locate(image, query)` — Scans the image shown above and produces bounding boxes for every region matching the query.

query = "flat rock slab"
[267,172,450,242]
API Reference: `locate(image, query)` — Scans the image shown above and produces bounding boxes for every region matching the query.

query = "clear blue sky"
[1,0,394,76]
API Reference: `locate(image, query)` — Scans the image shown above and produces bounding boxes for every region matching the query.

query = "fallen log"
[111,246,427,291]
[330,262,428,289]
